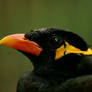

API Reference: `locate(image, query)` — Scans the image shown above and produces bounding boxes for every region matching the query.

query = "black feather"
[17,28,92,92]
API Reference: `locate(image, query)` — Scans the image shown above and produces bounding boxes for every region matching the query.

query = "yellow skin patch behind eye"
[55,41,92,60]
[55,45,65,60]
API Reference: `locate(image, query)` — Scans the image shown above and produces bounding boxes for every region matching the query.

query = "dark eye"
[51,35,58,42]
[54,36,58,42]
[47,34,60,49]
[49,34,65,49]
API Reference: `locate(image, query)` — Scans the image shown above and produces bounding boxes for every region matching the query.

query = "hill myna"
[0,28,92,92]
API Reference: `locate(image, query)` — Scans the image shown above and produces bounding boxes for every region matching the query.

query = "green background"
[0,0,92,92]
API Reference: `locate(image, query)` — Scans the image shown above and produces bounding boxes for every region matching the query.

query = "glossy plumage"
[1,28,92,92]
[16,28,92,92]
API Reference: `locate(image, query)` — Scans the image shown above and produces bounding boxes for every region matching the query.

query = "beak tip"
[0,40,1,44]
[0,37,8,45]
[0,39,3,45]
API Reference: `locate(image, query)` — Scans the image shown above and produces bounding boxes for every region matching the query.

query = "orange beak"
[0,34,42,56]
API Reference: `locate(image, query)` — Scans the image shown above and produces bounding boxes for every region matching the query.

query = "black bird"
[1,28,92,92]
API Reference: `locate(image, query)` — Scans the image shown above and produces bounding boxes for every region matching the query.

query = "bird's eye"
[47,34,61,49]
[54,37,58,42]
[51,34,58,42]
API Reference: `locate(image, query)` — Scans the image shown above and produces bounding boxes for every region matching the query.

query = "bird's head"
[0,28,92,77]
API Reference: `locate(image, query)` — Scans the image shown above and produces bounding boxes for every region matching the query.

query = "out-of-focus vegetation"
[0,0,92,92]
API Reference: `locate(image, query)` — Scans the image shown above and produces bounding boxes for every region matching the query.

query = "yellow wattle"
[55,41,92,60]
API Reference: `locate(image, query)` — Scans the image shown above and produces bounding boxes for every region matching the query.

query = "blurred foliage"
[0,0,92,92]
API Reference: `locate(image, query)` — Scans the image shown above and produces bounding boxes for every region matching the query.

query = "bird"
[0,28,92,92]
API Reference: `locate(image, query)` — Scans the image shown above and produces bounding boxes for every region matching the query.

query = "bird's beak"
[0,34,42,56]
